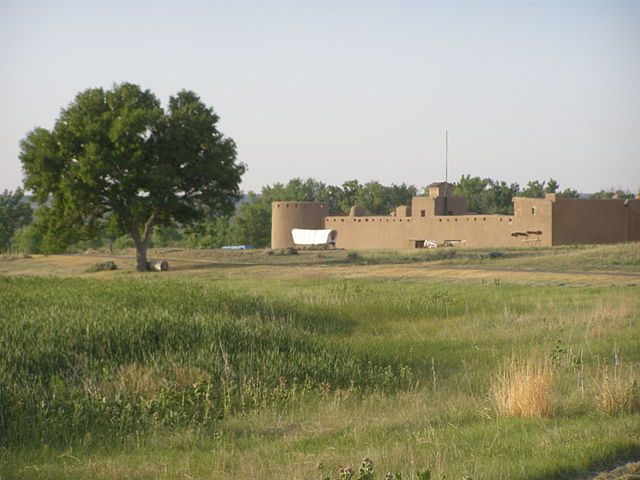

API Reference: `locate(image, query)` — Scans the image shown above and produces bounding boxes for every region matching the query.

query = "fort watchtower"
[271,201,328,248]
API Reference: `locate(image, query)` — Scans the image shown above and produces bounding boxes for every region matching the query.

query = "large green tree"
[20,83,244,270]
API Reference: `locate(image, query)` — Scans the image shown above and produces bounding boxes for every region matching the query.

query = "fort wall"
[551,197,640,245]
[321,196,553,249]
[324,215,413,249]
[271,185,640,249]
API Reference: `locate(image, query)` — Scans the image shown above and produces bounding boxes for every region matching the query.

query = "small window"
[421,210,426,217]
[531,207,536,215]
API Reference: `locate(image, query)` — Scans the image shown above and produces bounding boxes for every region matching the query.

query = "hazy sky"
[1,0,639,195]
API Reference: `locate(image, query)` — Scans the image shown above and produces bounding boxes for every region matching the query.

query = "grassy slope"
[1,243,639,479]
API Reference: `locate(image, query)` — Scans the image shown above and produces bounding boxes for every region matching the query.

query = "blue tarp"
[221,245,254,249]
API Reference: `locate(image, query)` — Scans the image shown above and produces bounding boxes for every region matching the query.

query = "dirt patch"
[587,462,640,480]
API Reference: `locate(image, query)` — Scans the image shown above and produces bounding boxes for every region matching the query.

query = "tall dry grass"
[491,358,556,418]
[595,366,640,415]
[100,363,167,398]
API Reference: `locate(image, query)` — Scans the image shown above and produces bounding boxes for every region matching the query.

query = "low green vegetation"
[1,246,639,479]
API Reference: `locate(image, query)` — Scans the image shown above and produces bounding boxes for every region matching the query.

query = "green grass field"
[1,244,639,479]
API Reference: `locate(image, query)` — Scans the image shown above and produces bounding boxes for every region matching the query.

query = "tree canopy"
[20,83,244,270]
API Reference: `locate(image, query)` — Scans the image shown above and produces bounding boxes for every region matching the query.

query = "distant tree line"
[1,176,636,252]
[452,176,580,214]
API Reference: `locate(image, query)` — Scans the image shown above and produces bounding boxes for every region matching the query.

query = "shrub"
[113,235,135,249]
[432,249,456,260]
[274,246,298,255]
[86,261,118,272]
[346,251,361,262]
[327,458,432,480]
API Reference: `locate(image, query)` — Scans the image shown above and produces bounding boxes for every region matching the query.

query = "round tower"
[271,201,328,248]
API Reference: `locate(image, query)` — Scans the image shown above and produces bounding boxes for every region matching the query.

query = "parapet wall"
[271,201,329,248]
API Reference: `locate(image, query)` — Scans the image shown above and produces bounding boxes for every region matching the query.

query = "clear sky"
[1,0,639,195]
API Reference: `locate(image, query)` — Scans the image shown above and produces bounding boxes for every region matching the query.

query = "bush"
[274,246,298,256]
[346,251,361,262]
[86,261,118,272]
[112,235,135,249]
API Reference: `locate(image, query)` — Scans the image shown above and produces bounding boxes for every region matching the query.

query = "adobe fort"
[271,182,640,249]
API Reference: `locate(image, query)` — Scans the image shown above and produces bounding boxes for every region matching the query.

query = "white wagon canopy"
[291,228,338,246]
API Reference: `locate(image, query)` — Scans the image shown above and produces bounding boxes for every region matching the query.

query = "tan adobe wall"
[324,196,553,249]
[271,201,328,248]
[395,205,412,217]
[410,196,468,216]
[631,201,640,241]
[411,196,437,217]
[349,205,365,216]
[510,197,553,246]
[272,191,639,250]
[440,196,467,215]
[551,197,640,244]
[324,215,414,249]
[324,209,552,248]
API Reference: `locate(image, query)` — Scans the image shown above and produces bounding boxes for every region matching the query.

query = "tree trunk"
[131,212,157,272]
[135,240,148,272]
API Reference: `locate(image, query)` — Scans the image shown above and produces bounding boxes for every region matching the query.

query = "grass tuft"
[492,358,556,418]
[596,368,640,415]
[100,363,167,398]
[171,364,211,387]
